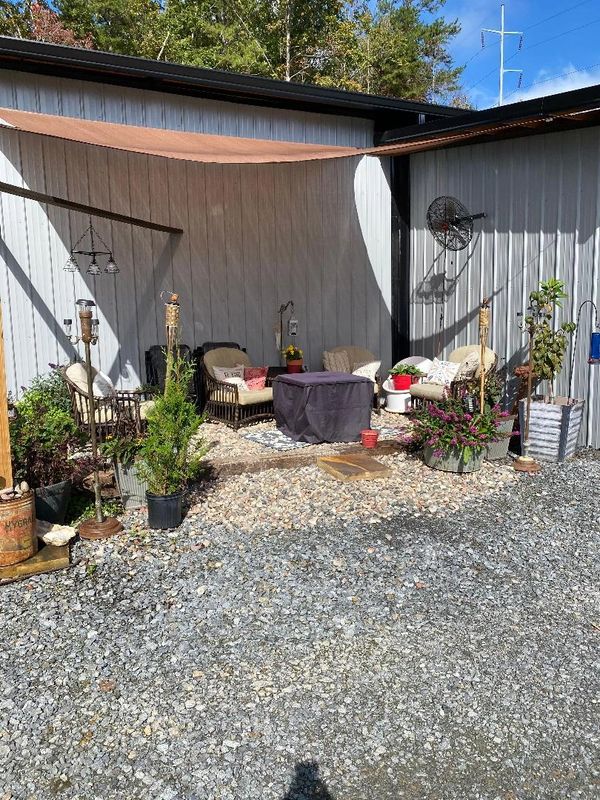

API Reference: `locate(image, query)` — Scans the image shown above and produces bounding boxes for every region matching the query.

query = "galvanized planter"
[519,397,585,463]
[484,415,517,461]
[114,461,147,510]
[423,445,484,473]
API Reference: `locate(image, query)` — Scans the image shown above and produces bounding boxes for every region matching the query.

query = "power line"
[503,61,600,102]
[522,0,595,33]
[482,4,523,105]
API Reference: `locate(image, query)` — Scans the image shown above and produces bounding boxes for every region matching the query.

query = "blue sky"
[426,0,600,108]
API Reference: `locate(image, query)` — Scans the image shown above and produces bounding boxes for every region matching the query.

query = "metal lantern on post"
[64,300,123,539]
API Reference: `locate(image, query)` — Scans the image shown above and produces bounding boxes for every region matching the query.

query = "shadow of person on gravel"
[282,760,334,799]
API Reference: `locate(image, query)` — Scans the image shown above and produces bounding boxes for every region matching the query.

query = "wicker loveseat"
[323,345,382,412]
[59,362,155,442]
[409,345,497,405]
[201,347,274,430]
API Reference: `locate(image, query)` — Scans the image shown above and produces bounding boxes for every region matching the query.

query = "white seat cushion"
[238,387,273,406]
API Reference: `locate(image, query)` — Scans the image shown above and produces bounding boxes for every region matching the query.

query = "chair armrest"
[204,372,240,401]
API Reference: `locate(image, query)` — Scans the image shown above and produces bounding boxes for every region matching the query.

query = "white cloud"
[506,64,600,104]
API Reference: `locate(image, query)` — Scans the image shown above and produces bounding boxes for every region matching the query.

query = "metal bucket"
[0,493,37,566]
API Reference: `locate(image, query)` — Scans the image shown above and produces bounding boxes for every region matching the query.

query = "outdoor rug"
[242,429,310,451]
[372,424,404,439]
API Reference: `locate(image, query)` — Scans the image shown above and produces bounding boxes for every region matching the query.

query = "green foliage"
[389,363,423,376]
[66,491,122,525]
[100,428,144,465]
[10,371,85,487]
[7,0,465,103]
[526,279,576,395]
[136,354,206,495]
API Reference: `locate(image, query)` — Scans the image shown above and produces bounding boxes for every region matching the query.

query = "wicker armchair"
[409,346,497,406]
[59,363,155,442]
[323,345,382,413]
[201,347,274,430]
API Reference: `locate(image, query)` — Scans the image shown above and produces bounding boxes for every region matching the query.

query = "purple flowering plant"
[407,396,510,463]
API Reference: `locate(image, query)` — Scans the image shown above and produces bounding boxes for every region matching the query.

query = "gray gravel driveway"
[1,453,599,799]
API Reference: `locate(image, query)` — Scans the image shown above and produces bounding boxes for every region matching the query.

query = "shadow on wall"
[1,133,392,392]
[282,761,334,800]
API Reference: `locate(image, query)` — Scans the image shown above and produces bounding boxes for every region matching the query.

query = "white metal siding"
[0,71,391,395]
[410,128,600,448]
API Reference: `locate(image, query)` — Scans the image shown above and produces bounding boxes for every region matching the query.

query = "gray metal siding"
[410,128,600,448]
[0,71,391,395]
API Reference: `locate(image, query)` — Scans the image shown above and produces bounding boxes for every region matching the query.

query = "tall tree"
[0,0,93,46]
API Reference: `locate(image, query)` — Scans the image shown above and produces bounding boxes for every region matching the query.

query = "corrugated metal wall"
[0,69,391,395]
[410,128,600,448]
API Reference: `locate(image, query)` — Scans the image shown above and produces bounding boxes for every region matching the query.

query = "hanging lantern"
[105,254,119,275]
[64,254,79,272]
[590,331,600,364]
[87,255,101,276]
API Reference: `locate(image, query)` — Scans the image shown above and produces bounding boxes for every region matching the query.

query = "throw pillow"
[454,352,480,380]
[352,360,381,383]
[245,376,267,391]
[426,358,460,386]
[92,370,115,398]
[244,366,268,382]
[213,365,245,383]
[323,350,351,373]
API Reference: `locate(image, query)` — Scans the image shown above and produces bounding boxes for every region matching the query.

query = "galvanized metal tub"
[0,493,37,566]
[114,461,147,510]
[519,397,584,462]
[423,445,484,473]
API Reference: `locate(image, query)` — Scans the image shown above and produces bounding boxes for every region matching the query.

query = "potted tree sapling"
[10,372,85,523]
[518,279,581,463]
[388,363,424,390]
[136,354,206,529]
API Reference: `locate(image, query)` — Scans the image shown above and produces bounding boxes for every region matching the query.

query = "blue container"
[590,331,600,363]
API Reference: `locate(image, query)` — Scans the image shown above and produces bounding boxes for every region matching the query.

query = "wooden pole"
[479,298,490,412]
[0,299,13,489]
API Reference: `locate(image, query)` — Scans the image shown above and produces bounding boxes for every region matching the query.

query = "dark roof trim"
[379,81,600,145]
[0,37,463,128]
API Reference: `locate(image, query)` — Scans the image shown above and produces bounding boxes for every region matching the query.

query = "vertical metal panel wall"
[0,69,391,396]
[410,128,600,448]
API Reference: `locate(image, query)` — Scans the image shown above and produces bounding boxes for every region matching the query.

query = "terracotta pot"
[287,359,303,374]
[392,374,411,390]
[361,429,379,448]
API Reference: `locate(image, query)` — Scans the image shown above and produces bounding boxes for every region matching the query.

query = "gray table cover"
[273,371,373,443]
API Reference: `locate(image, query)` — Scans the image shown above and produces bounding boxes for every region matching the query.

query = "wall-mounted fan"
[426,196,486,251]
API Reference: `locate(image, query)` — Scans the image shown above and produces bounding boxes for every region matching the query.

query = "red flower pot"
[287,359,303,373]
[392,374,411,390]
[361,429,379,448]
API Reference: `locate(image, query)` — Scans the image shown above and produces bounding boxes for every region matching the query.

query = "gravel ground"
[1,452,599,800]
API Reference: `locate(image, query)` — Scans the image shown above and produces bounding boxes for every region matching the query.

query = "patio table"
[273,371,373,443]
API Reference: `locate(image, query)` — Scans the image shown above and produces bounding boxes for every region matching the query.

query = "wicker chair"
[323,345,382,413]
[59,362,155,443]
[201,347,274,430]
[409,346,497,406]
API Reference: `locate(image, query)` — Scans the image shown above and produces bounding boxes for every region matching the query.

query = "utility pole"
[482,4,523,105]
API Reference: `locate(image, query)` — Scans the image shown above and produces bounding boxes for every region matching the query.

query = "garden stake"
[479,298,490,413]
[514,312,541,474]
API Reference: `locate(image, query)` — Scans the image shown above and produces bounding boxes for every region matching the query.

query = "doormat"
[242,429,310,451]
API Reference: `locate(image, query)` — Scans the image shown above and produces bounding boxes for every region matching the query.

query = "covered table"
[273,371,373,443]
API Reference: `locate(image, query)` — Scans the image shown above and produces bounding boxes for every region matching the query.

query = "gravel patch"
[0,453,598,799]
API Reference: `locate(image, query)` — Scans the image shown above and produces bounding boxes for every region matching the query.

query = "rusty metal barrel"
[0,493,37,566]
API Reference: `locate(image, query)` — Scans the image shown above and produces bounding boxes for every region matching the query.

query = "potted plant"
[407,397,507,473]
[283,344,304,373]
[388,363,424,390]
[462,371,517,461]
[100,428,147,510]
[10,372,85,523]
[519,279,581,462]
[136,355,206,529]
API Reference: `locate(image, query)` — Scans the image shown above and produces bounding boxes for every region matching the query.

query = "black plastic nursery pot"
[34,479,72,524]
[146,491,184,530]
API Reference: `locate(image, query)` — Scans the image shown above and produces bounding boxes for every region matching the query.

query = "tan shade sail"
[0,106,365,164]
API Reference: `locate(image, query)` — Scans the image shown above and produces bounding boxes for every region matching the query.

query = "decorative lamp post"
[514,306,541,474]
[64,300,123,539]
[278,300,297,365]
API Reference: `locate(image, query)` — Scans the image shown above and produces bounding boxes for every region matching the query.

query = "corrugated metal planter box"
[519,397,584,463]
[114,461,147,510]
